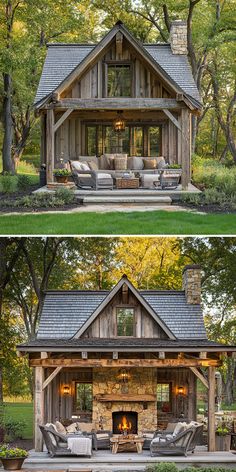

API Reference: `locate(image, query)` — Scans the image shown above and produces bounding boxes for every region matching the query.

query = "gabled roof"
[73,276,176,340]
[34,22,201,108]
[36,285,207,341]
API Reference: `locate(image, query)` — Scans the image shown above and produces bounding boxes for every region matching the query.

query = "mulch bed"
[0,203,82,214]
[178,202,236,214]
[8,439,33,451]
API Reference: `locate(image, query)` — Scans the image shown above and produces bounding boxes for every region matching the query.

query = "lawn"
[4,402,33,439]
[0,210,236,235]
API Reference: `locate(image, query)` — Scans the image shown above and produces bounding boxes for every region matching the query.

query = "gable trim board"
[73,276,176,340]
[34,22,201,110]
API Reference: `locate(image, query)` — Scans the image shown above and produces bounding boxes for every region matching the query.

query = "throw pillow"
[143,158,157,169]
[96,433,109,440]
[157,156,167,169]
[130,157,144,170]
[80,162,90,171]
[55,421,67,435]
[66,423,77,433]
[114,156,127,170]
[88,161,99,171]
[173,422,184,437]
[71,161,83,171]
[104,154,115,170]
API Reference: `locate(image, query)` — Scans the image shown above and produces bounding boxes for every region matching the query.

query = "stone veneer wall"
[92,368,157,432]
[183,265,201,305]
[170,20,188,55]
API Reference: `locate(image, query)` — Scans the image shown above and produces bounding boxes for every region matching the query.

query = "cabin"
[18,266,236,454]
[35,21,202,190]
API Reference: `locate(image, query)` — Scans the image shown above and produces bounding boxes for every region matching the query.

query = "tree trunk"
[2,73,14,174]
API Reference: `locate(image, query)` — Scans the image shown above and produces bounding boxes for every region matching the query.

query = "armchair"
[69,160,113,190]
[150,427,195,457]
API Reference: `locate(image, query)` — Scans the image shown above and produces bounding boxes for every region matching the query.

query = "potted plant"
[53,168,71,184]
[0,445,28,470]
[215,423,231,451]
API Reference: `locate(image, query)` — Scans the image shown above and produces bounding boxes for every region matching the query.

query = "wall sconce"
[177,386,184,396]
[63,385,70,395]
[113,111,126,132]
[119,368,130,383]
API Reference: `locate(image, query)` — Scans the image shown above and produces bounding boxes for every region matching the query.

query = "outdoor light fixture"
[63,385,70,395]
[177,386,184,395]
[119,368,129,383]
[113,111,126,132]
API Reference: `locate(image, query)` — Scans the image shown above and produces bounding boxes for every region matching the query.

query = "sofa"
[76,154,168,176]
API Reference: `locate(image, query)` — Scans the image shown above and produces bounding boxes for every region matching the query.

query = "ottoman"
[141,174,160,188]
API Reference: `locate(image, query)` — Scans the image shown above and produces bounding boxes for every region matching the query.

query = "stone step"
[81,196,172,205]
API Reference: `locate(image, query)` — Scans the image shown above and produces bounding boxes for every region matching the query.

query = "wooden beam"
[54,109,74,133]
[42,366,62,390]
[46,109,54,183]
[29,358,221,368]
[94,394,156,402]
[163,109,181,131]
[181,108,191,189]
[52,98,183,111]
[116,32,123,57]
[34,367,44,452]
[208,366,216,452]
[190,367,209,389]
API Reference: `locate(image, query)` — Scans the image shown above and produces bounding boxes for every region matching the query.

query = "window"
[107,65,131,97]
[117,308,134,336]
[86,126,97,156]
[75,383,92,413]
[149,126,161,156]
[157,383,171,412]
[104,125,129,154]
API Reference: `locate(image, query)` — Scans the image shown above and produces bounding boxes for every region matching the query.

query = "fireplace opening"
[112,411,138,434]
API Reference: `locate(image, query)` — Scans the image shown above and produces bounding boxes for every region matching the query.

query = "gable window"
[107,64,132,97]
[157,382,172,413]
[117,307,134,336]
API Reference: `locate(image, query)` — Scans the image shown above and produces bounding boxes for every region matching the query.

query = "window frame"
[104,61,134,98]
[156,381,172,413]
[73,381,93,415]
[116,306,135,337]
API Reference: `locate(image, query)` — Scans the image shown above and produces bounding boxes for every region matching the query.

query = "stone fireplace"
[92,367,157,433]
[112,411,138,434]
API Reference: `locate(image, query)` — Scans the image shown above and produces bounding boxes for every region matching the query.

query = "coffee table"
[115,177,139,189]
[110,435,144,454]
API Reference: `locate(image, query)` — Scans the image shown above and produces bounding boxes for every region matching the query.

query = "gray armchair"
[150,427,195,457]
[92,430,112,450]
[69,160,113,190]
[39,425,92,457]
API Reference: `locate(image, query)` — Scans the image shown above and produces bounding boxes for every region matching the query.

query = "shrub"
[55,187,75,204]
[17,174,31,192]
[53,168,71,176]
[0,189,77,209]
[17,159,37,175]
[146,464,178,472]
[0,175,16,193]
[3,417,26,440]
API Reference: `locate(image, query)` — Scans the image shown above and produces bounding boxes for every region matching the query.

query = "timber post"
[208,366,216,452]
[46,109,55,183]
[181,108,191,190]
[34,366,44,452]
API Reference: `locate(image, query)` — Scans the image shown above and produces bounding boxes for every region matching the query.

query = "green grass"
[0,210,235,235]
[4,402,33,439]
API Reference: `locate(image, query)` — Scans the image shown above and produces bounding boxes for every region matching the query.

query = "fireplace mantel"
[94,394,156,402]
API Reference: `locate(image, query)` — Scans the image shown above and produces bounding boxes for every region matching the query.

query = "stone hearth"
[92,367,157,432]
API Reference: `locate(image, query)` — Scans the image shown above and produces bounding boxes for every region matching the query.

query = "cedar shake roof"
[34,37,201,107]
[35,289,207,340]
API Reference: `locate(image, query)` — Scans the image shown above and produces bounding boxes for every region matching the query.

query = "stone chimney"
[170,20,188,55]
[182,265,201,304]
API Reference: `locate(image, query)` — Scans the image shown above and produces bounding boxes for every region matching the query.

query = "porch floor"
[22,447,236,471]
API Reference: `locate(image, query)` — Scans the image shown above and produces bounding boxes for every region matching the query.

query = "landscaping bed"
[0,188,82,213]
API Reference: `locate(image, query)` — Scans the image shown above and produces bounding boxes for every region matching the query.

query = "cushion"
[115,153,128,159]
[114,157,127,170]
[143,158,157,169]
[80,162,90,171]
[48,431,57,446]
[157,156,167,169]
[173,422,185,437]
[104,154,115,170]
[143,433,154,439]
[77,422,94,433]
[45,423,57,431]
[71,161,84,171]
[97,172,112,179]
[96,433,110,440]
[129,156,144,170]
[66,423,77,433]
[55,421,67,435]
[152,437,167,444]
[88,161,99,171]
[79,156,97,163]
[99,155,108,170]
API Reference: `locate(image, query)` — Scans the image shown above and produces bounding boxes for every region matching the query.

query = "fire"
[118,415,132,433]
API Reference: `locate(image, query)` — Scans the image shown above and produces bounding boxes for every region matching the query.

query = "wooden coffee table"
[110,435,144,454]
[115,177,139,189]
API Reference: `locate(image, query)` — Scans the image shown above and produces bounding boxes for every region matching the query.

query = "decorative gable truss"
[73,275,176,340]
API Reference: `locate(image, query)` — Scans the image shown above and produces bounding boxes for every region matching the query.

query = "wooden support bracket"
[54,109,74,133]
[42,366,62,390]
[163,109,181,131]
[190,367,209,389]
[82,351,88,359]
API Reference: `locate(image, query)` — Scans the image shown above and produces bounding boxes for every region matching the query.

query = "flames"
[118,415,132,433]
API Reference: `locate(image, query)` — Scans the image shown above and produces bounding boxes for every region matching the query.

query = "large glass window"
[107,65,131,97]
[130,127,143,156]
[149,126,161,156]
[157,383,171,412]
[117,308,134,336]
[86,126,97,156]
[104,126,129,154]
[75,383,92,413]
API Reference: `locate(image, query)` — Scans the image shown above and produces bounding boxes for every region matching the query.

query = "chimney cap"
[182,264,201,274]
